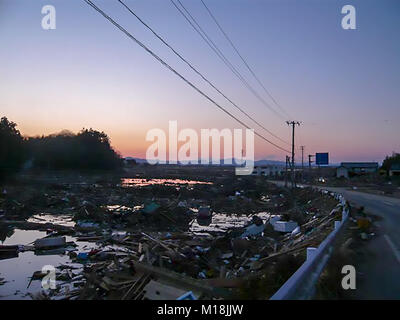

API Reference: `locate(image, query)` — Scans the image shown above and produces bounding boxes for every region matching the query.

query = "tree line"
[381,152,400,173]
[0,117,122,176]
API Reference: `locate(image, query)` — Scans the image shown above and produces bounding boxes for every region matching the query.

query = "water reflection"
[0,228,94,300]
[120,178,213,187]
[0,225,14,243]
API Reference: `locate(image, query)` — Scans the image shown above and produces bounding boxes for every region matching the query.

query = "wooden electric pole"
[308,154,314,182]
[300,146,305,181]
[284,155,289,187]
[286,121,301,187]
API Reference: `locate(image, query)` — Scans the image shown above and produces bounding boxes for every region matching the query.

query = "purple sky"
[0,0,399,163]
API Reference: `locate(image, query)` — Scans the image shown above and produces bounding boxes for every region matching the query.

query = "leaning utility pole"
[286,121,301,187]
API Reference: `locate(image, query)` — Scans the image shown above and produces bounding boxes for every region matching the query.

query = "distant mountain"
[124,157,148,164]
[125,156,344,168]
[254,159,286,166]
[219,159,286,166]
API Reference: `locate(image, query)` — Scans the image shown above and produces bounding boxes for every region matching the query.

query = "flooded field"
[0,210,270,299]
[0,227,95,300]
[120,178,213,187]
[0,171,340,300]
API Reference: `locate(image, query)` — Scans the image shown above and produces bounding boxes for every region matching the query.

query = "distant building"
[389,163,400,177]
[336,166,349,178]
[336,162,379,178]
[252,165,285,177]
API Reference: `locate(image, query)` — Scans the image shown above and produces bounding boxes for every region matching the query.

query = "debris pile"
[0,172,342,300]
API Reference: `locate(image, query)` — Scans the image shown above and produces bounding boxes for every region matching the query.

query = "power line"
[199,0,292,120]
[173,0,286,120]
[83,0,291,154]
[117,0,290,146]
[300,145,305,169]
[170,0,287,121]
[170,0,247,88]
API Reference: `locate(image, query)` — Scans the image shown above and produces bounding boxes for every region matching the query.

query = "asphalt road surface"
[272,181,400,299]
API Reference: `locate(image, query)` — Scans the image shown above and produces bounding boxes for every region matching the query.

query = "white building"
[252,165,285,177]
[336,162,379,178]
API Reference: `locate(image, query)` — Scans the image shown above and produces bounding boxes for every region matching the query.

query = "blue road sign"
[315,153,329,165]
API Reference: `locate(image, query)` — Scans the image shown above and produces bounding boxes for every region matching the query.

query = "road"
[272,181,400,299]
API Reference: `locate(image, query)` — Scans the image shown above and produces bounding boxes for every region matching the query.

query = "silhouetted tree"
[0,117,25,174]
[75,128,122,169]
[381,152,400,173]
[26,128,122,170]
[0,116,122,172]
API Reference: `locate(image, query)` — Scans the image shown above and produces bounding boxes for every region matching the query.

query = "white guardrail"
[270,191,348,300]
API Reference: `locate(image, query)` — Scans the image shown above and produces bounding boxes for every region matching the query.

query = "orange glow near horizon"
[14,121,390,163]
[1,1,399,164]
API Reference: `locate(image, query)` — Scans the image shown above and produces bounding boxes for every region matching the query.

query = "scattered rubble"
[0,171,341,300]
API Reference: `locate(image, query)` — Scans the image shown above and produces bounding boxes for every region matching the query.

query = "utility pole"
[308,154,314,182]
[286,121,301,187]
[300,146,305,181]
[284,155,292,188]
[284,156,288,187]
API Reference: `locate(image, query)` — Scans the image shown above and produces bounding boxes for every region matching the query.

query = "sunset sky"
[1,0,399,163]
